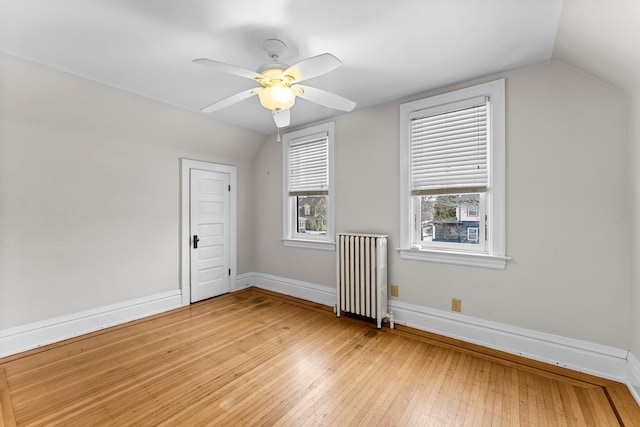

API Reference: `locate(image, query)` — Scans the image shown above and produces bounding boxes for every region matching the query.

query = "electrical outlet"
[452,298,462,312]
[391,285,399,297]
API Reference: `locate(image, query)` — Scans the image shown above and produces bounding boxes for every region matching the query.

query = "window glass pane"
[420,193,480,244]
[296,195,327,235]
[467,227,479,242]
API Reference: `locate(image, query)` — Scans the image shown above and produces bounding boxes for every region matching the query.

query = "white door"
[190,169,230,303]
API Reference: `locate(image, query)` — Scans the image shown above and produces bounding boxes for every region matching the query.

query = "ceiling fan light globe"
[258,85,296,111]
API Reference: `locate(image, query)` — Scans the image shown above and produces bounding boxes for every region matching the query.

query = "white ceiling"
[553,0,640,95]
[0,0,564,134]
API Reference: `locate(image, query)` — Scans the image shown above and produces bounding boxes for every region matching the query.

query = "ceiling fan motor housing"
[257,63,290,74]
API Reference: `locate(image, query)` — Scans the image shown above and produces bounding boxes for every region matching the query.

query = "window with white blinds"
[287,132,329,196]
[282,122,336,250]
[399,79,508,269]
[410,96,489,196]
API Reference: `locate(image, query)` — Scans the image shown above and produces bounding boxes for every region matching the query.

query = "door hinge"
[228,184,231,191]
[228,268,231,276]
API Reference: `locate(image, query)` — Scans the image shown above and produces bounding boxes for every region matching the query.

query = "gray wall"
[0,53,266,329]
[631,96,640,358]
[552,0,639,362]
[253,61,631,349]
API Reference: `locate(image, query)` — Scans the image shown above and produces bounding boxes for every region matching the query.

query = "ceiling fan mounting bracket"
[262,39,287,62]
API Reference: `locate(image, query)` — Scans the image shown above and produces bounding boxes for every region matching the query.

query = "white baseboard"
[628,352,640,404]
[244,272,336,307]
[235,272,253,291]
[388,299,629,383]
[0,290,182,358]
[239,272,639,405]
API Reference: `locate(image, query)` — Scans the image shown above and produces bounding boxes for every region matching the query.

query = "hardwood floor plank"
[393,343,442,426]
[108,300,324,425]
[415,350,458,424]
[342,340,423,425]
[0,367,17,427]
[280,333,405,426]
[254,326,372,425]
[376,343,430,425]
[194,320,358,425]
[160,302,356,422]
[605,382,640,426]
[12,294,296,425]
[0,287,636,426]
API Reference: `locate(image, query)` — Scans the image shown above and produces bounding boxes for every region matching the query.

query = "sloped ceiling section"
[553,0,640,94]
[0,0,563,133]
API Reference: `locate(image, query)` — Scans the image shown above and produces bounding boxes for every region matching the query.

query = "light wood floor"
[1,288,639,426]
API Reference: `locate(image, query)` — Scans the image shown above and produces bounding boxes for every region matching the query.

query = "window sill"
[282,238,336,251]
[398,247,510,269]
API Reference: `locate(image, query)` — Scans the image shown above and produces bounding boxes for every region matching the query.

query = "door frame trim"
[180,159,237,306]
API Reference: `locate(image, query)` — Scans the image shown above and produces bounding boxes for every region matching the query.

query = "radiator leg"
[389,311,395,329]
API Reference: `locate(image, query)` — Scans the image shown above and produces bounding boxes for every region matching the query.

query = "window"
[400,79,509,269]
[283,122,335,251]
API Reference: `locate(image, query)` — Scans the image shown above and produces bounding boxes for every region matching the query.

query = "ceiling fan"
[193,39,356,129]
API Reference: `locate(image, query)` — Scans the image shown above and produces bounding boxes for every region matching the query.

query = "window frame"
[399,79,509,269]
[282,122,336,251]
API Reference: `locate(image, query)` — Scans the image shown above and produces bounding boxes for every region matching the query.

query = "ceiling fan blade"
[201,89,257,113]
[193,58,262,81]
[284,53,342,83]
[273,109,291,128]
[296,85,356,112]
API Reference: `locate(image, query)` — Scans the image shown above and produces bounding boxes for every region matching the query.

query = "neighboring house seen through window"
[282,122,335,251]
[399,80,509,269]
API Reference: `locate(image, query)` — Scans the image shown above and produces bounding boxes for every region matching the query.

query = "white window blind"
[288,131,329,196]
[410,96,489,195]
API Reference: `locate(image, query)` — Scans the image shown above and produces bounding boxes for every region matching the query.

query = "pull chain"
[274,109,281,142]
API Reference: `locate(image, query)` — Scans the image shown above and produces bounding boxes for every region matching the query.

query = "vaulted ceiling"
[553,0,640,95]
[1,1,635,134]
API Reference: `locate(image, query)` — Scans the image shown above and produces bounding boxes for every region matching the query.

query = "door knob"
[193,235,199,249]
